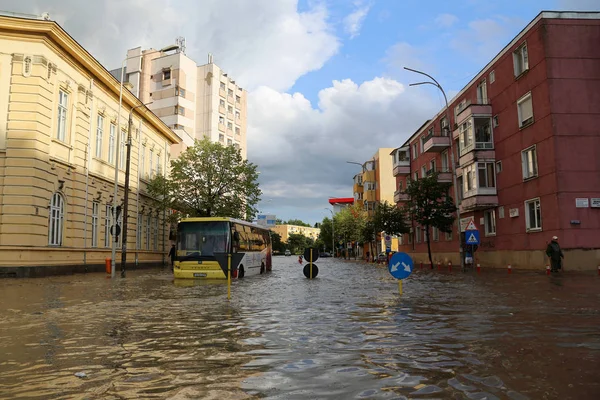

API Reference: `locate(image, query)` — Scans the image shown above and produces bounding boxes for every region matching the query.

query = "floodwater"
[0,258,599,399]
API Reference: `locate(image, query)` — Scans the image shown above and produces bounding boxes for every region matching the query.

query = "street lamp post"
[324,208,334,257]
[110,44,179,278]
[120,102,152,278]
[403,66,465,271]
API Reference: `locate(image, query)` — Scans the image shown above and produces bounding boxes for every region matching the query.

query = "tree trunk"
[425,225,434,269]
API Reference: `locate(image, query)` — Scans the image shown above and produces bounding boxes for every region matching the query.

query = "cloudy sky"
[1,0,595,224]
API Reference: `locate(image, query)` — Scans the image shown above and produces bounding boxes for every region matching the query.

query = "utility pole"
[121,103,151,278]
[404,67,465,271]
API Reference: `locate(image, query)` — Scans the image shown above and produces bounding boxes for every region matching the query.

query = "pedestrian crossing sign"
[466,231,480,245]
[465,220,477,231]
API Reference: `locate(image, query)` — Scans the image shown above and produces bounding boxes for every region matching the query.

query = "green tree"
[287,233,309,254]
[146,138,261,220]
[284,219,311,227]
[403,172,457,268]
[317,217,334,253]
[336,204,367,259]
[372,201,410,237]
[270,231,285,254]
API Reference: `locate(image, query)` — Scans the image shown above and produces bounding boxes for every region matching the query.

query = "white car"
[284,250,291,256]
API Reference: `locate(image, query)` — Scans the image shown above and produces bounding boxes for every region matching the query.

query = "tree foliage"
[402,172,457,267]
[336,204,368,255]
[372,201,409,237]
[270,232,286,254]
[287,233,312,254]
[317,217,334,252]
[146,138,261,220]
[283,219,312,227]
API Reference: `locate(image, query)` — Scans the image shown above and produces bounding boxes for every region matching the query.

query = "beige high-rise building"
[0,15,180,277]
[114,47,248,159]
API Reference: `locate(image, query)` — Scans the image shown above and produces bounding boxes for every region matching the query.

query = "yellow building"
[351,148,399,254]
[270,224,321,243]
[0,15,180,277]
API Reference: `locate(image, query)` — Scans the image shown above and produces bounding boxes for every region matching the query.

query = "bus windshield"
[177,221,230,260]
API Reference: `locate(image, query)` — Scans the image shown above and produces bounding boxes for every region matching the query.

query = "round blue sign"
[388,252,414,280]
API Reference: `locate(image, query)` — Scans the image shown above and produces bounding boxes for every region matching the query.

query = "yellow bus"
[173,217,273,279]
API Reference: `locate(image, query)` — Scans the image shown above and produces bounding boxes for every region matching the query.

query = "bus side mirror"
[202,236,207,243]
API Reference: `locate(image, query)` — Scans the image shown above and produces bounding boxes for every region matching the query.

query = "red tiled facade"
[392,12,600,270]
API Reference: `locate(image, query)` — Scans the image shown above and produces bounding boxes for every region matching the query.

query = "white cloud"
[2,0,339,92]
[435,13,459,28]
[343,3,371,38]
[248,77,438,220]
[449,16,525,62]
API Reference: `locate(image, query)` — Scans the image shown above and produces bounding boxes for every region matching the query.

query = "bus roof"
[179,217,267,230]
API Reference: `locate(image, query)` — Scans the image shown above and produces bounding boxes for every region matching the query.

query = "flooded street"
[1,257,599,400]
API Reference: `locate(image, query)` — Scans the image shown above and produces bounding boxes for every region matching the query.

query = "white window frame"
[476,80,487,104]
[413,171,418,181]
[157,154,162,176]
[105,204,112,247]
[484,209,496,236]
[521,145,538,180]
[149,148,154,177]
[412,143,418,160]
[477,162,496,188]
[48,192,65,246]
[441,151,449,172]
[95,115,104,158]
[445,230,452,241]
[108,123,116,164]
[421,166,426,178]
[525,198,542,232]
[146,214,151,250]
[489,70,495,84]
[513,43,529,77]
[153,217,159,250]
[517,92,534,128]
[137,213,143,249]
[57,90,68,141]
[140,145,146,178]
[219,116,225,125]
[415,226,421,243]
[459,120,473,156]
[91,201,99,247]
[432,227,439,241]
[119,130,126,169]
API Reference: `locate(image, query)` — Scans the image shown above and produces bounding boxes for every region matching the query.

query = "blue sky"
[292,0,569,106]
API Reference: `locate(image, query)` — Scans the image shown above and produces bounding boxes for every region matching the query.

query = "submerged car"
[285,250,291,256]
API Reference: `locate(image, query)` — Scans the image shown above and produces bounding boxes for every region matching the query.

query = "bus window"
[177,221,230,258]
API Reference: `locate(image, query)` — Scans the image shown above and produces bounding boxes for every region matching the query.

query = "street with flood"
[0,257,599,399]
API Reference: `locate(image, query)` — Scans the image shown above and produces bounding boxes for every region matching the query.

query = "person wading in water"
[545,236,564,273]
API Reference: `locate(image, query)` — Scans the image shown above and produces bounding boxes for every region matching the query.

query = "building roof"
[400,10,600,148]
[0,15,181,144]
[329,198,354,205]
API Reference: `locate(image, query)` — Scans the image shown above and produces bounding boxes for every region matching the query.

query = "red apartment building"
[392,11,600,270]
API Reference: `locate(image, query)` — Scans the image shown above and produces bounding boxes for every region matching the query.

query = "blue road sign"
[388,252,414,280]
[465,230,480,245]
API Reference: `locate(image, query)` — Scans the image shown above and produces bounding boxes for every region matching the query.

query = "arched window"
[48,192,65,246]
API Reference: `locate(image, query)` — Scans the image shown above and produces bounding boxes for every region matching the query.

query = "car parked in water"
[285,250,291,256]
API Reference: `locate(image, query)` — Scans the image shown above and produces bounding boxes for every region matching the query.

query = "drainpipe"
[83,79,95,268]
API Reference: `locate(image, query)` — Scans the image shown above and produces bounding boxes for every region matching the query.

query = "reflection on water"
[0,259,599,399]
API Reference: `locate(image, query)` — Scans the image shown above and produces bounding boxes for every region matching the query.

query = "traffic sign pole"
[398,280,402,295]
[227,253,231,300]
[310,248,313,280]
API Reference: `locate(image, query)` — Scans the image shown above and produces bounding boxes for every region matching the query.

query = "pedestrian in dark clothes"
[546,236,564,272]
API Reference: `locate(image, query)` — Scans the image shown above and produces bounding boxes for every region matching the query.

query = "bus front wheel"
[238,265,245,279]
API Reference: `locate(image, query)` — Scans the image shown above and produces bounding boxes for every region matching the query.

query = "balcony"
[364,190,376,202]
[423,135,451,153]
[394,190,409,203]
[454,97,492,127]
[426,168,453,183]
[353,183,363,193]
[460,187,498,212]
[393,160,410,176]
